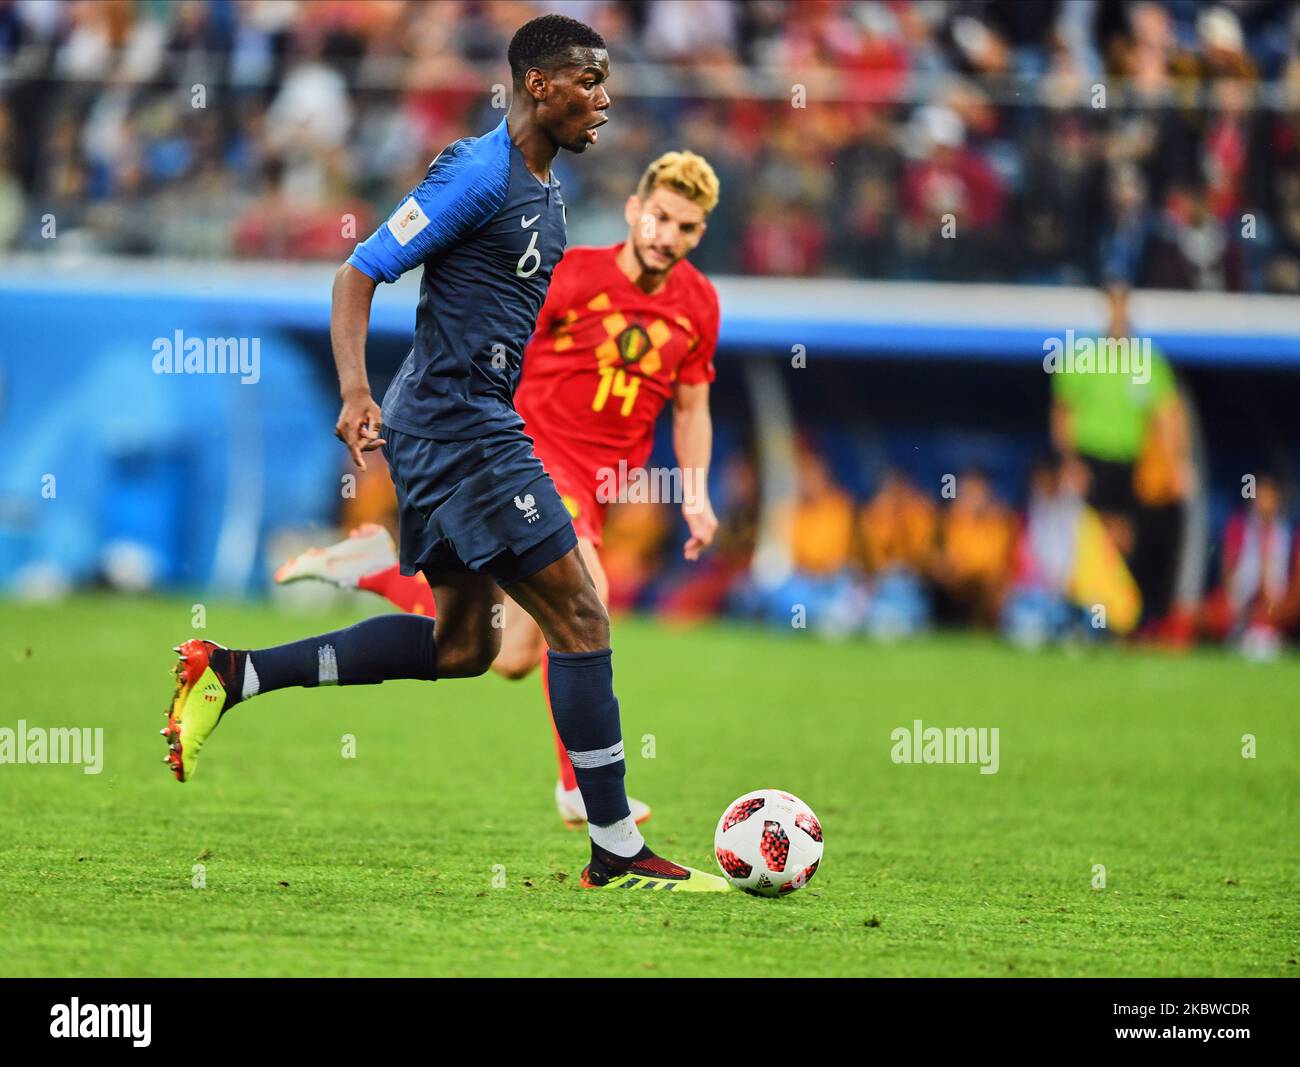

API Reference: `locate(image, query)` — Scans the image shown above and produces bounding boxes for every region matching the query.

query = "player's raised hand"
[683,498,718,561]
[335,392,387,471]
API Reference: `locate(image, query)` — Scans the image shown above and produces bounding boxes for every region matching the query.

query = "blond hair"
[636,151,720,214]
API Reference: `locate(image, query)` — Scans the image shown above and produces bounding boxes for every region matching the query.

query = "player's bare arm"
[331,263,385,470]
[674,380,717,560]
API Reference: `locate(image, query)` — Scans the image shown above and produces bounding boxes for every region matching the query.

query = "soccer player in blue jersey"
[158,14,728,892]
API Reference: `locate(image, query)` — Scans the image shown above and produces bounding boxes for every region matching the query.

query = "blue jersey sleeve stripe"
[347,124,510,284]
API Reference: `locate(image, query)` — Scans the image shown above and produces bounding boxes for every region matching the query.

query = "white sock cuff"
[588,814,644,859]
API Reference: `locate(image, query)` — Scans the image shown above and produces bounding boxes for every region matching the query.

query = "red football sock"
[357,565,437,617]
[541,651,579,791]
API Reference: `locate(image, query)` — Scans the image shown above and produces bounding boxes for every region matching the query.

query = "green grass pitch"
[1,595,1296,977]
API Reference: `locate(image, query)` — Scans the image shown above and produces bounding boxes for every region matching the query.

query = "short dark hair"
[508,13,606,85]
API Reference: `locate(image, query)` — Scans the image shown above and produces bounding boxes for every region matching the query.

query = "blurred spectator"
[1177,5,1258,82]
[642,0,738,63]
[857,467,935,636]
[898,104,1005,280]
[0,103,24,247]
[0,0,1293,290]
[858,468,936,577]
[740,192,827,276]
[1202,474,1300,657]
[785,441,855,578]
[1142,183,1246,290]
[1099,161,1155,286]
[1003,453,1141,644]
[932,467,1016,626]
[1246,57,1300,293]
[744,440,866,635]
[1013,455,1082,597]
[1020,113,1105,284]
[234,155,374,259]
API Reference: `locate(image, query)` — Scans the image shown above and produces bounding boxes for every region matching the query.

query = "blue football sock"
[241,614,437,700]
[546,649,632,828]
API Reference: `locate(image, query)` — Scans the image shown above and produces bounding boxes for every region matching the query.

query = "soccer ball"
[714,789,823,897]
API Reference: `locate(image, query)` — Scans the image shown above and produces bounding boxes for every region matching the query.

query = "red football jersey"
[515,243,720,477]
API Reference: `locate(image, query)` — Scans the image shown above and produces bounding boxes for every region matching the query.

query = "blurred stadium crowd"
[712,441,1297,657]
[2,0,1300,290]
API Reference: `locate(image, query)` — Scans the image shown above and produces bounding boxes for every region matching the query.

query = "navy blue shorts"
[382,425,578,588]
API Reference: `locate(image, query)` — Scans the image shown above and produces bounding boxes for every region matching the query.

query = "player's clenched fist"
[335,392,387,470]
[683,498,718,561]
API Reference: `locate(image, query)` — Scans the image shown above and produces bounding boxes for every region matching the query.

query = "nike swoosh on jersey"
[521,213,540,228]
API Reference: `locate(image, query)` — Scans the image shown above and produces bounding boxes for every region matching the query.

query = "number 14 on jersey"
[592,366,641,416]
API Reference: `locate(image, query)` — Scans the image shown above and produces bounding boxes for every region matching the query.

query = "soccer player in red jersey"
[278,151,722,827]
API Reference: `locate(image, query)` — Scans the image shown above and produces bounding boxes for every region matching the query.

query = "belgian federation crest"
[617,324,651,365]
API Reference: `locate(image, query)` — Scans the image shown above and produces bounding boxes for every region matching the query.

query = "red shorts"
[531,436,607,548]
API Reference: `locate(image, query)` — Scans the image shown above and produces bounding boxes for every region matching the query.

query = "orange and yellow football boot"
[160,639,242,782]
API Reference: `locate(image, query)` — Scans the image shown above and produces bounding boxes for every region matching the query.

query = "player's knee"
[444,647,497,678]
[438,634,500,679]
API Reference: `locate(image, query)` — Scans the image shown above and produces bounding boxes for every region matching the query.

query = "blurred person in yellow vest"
[754,439,867,634]
[858,468,937,578]
[857,468,936,637]
[932,468,1016,626]
[786,442,856,576]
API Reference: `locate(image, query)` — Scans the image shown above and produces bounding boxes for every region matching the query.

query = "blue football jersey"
[347,116,567,440]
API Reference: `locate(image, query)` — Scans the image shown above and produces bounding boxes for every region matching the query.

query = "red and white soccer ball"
[714,789,823,897]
